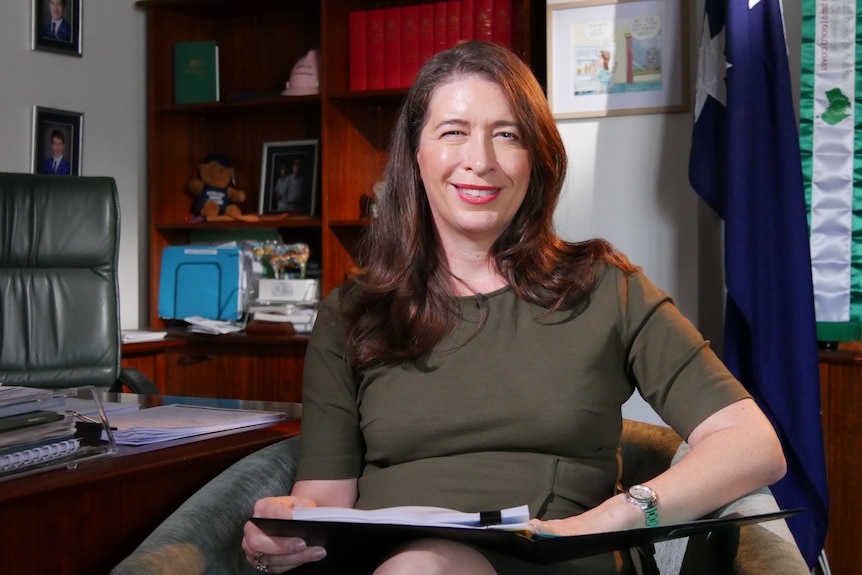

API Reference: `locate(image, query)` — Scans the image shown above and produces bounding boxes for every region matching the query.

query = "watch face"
[628,484,655,502]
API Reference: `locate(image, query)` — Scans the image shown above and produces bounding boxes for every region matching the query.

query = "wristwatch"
[625,484,659,527]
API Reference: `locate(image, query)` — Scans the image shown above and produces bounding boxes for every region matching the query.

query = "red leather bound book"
[383,7,402,89]
[474,0,493,42]
[446,1,461,48]
[491,0,512,49]
[400,5,421,88]
[367,8,385,90]
[349,10,367,91]
[460,0,474,44]
[418,3,435,68]
[433,2,448,54]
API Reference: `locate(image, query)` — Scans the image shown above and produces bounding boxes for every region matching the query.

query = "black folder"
[251,508,800,565]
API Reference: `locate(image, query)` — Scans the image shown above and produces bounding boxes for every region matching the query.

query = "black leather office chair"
[0,172,158,394]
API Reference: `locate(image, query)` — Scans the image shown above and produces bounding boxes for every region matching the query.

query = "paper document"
[103,404,285,445]
[292,505,531,531]
[121,330,168,343]
[61,397,140,419]
[184,316,244,335]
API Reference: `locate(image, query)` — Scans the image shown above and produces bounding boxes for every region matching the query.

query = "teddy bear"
[187,153,253,221]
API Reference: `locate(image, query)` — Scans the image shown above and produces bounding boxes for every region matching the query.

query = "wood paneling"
[161,332,308,402]
[818,350,862,575]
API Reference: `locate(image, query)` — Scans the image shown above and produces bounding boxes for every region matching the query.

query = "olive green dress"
[295,265,749,574]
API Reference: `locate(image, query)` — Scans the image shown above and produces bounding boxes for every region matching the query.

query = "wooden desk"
[0,393,300,575]
[121,338,185,390]
[161,330,309,402]
[818,349,862,575]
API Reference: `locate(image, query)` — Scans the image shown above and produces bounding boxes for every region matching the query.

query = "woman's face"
[416,76,531,250]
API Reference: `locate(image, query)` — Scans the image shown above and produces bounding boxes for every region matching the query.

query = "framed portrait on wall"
[32,0,82,56]
[31,107,83,176]
[259,140,320,216]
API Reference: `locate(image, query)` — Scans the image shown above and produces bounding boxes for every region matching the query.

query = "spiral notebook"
[0,437,81,471]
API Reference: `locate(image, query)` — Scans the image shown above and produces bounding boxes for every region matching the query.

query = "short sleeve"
[617,268,751,440]
[295,289,365,481]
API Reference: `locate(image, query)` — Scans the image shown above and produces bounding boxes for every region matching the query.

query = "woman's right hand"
[242,496,327,573]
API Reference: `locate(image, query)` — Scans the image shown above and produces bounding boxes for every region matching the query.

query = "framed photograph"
[259,140,320,216]
[31,106,83,176]
[547,0,689,119]
[31,0,82,56]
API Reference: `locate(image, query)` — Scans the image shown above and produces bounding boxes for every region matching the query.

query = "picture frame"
[31,106,83,176]
[31,0,82,56]
[547,0,689,119]
[259,140,320,216]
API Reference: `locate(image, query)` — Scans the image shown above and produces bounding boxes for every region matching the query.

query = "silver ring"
[255,552,269,573]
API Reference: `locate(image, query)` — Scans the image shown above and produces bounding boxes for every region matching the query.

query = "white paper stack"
[291,504,532,531]
[104,404,285,445]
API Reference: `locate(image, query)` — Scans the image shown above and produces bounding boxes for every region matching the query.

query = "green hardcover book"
[174,40,219,105]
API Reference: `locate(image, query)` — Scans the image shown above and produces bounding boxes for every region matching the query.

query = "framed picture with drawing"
[547,0,689,119]
[259,140,320,216]
[31,107,82,176]
[31,0,82,56]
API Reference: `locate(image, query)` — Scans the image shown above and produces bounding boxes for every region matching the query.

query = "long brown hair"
[340,41,632,371]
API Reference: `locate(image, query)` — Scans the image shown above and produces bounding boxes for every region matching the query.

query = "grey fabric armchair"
[111,420,809,575]
[0,172,158,394]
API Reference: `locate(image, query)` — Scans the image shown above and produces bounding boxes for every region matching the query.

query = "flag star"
[694,17,731,122]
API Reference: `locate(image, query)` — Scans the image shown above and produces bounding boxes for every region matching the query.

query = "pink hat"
[282,50,320,96]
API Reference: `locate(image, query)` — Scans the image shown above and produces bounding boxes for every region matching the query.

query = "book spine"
[446,1,461,49]
[433,2,448,54]
[400,5,420,88]
[366,9,385,91]
[349,11,367,92]
[214,46,220,101]
[0,438,80,470]
[491,0,513,49]
[418,3,435,70]
[460,0,474,43]
[474,0,493,43]
[383,7,402,89]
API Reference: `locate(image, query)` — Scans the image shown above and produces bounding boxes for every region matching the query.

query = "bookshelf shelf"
[155,218,322,232]
[156,95,321,115]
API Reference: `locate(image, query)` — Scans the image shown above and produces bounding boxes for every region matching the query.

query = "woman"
[242,41,785,574]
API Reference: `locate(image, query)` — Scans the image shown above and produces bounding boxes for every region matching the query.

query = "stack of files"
[0,385,118,482]
[0,387,79,474]
[184,315,244,335]
[103,404,286,446]
[248,304,318,333]
[121,329,169,343]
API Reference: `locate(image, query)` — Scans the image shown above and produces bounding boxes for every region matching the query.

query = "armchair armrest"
[111,368,160,395]
[110,436,301,575]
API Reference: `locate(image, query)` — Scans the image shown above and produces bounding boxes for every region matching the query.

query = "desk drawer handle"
[177,354,213,366]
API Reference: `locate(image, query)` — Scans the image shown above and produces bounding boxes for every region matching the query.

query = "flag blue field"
[689,0,829,568]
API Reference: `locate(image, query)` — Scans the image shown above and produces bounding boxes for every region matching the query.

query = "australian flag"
[689,0,828,568]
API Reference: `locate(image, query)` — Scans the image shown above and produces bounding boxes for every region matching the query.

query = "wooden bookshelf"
[135,0,545,399]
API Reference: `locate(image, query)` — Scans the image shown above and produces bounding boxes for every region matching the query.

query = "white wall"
[0,1,147,330]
